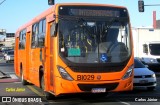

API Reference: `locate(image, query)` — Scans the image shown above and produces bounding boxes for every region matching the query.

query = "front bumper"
[53,76,133,96]
[134,78,157,88]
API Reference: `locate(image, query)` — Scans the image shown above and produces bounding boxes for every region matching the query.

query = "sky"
[0,0,160,33]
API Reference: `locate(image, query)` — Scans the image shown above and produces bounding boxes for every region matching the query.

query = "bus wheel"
[20,68,28,85]
[41,75,53,100]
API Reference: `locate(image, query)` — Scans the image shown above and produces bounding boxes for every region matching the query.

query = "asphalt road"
[0,56,160,105]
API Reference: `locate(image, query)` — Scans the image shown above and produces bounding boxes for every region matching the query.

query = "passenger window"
[43,19,46,33]
[19,29,26,49]
[31,23,39,48]
[38,19,46,47]
[39,21,43,33]
[31,19,46,48]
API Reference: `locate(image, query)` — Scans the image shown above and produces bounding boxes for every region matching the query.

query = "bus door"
[50,23,54,88]
[45,21,56,92]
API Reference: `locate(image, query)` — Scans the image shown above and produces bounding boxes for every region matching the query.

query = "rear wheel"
[41,75,54,100]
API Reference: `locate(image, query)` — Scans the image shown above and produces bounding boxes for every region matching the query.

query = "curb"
[0,78,20,83]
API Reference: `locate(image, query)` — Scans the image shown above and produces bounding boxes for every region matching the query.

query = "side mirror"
[50,23,58,37]
[48,0,54,5]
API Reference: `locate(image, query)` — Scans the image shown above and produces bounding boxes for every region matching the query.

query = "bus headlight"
[57,66,74,81]
[122,65,134,80]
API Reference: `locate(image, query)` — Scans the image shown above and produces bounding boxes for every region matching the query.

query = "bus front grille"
[77,83,119,92]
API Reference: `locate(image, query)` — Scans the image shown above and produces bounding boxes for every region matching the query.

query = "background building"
[0,29,15,48]
[153,11,160,29]
[0,29,6,47]
[5,33,15,47]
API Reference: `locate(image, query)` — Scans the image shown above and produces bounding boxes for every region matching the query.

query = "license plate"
[140,80,148,84]
[91,88,106,93]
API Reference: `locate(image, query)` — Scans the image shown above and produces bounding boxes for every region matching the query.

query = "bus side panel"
[14,37,20,76]
[25,32,31,81]
[19,50,26,76]
[29,48,42,86]
[35,48,43,87]
[15,37,26,78]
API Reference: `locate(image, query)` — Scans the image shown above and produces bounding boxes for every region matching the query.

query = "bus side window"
[19,29,26,49]
[32,23,39,48]
[19,32,22,49]
[38,19,46,47]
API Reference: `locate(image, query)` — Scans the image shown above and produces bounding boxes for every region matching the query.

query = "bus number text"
[77,75,95,80]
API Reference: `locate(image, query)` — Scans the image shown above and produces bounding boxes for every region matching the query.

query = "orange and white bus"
[14,3,134,99]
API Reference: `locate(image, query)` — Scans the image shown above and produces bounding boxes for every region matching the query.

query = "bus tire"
[20,67,28,85]
[41,75,53,100]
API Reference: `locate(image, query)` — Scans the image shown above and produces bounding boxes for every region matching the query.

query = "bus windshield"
[58,6,131,64]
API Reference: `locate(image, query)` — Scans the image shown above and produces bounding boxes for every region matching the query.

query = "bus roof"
[15,3,127,37]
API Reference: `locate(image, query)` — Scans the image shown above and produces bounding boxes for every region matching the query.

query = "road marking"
[120,101,130,105]
[4,72,15,74]
[9,74,19,79]
[27,85,44,97]
[12,82,22,83]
